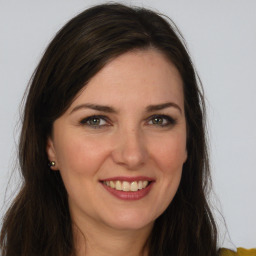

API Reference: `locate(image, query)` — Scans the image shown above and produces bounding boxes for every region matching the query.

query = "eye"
[147,115,176,127]
[80,115,109,128]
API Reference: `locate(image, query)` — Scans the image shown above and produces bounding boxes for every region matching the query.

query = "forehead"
[70,49,184,110]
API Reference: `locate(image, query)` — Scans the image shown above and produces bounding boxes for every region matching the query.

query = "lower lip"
[101,182,154,200]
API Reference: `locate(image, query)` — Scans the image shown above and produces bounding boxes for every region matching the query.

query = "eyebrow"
[146,102,182,113]
[70,102,182,114]
[70,103,117,114]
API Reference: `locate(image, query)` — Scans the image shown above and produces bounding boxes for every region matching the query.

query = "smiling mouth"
[101,180,151,192]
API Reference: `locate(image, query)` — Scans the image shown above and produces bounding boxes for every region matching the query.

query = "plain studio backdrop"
[0,0,255,249]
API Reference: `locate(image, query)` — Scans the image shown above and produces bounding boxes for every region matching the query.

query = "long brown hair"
[0,3,218,256]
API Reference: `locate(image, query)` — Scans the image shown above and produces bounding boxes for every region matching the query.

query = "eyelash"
[79,114,177,129]
[80,115,110,129]
[147,114,177,127]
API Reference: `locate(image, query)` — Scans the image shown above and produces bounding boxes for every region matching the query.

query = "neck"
[73,218,153,256]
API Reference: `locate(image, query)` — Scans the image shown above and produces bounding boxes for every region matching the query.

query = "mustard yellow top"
[220,248,256,256]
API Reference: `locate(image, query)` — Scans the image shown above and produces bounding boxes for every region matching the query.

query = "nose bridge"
[111,124,148,169]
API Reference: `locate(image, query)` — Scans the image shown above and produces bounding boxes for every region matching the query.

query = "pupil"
[153,117,163,124]
[90,118,100,125]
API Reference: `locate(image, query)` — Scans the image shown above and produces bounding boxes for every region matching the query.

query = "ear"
[46,137,59,171]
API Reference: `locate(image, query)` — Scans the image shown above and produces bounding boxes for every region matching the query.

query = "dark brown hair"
[0,3,218,256]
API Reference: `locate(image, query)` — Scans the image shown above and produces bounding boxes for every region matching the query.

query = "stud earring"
[48,161,56,167]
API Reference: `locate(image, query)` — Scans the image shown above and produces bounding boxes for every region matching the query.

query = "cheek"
[54,134,109,177]
[147,135,186,218]
[152,134,187,172]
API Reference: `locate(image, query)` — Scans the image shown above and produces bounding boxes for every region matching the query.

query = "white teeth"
[138,181,143,190]
[103,180,150,192]
[122,181,130,191]
[115,181,122,190]
[110,181,115,188]
[142,181,149,188]
[130,181,138,191]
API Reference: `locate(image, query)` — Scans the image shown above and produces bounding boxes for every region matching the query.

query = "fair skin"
[47,49,187,256]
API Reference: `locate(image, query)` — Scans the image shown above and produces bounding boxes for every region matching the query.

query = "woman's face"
[47,49,187,232]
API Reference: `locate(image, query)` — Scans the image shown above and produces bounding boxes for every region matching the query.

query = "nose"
[111,127,148,170]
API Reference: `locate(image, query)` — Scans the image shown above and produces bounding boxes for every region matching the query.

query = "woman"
[0,3,254,256]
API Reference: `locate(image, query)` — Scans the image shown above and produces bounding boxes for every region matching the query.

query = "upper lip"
[100,176,155,182]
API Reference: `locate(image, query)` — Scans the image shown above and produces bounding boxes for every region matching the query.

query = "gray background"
[1,0,255,249]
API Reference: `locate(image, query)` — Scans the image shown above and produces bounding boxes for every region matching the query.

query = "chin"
[102,210,156,231]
